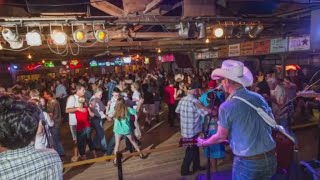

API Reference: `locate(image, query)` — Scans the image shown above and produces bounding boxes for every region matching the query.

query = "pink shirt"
[164,86,175,105]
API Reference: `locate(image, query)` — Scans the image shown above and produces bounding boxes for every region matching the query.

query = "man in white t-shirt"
[271,79,288,128]
[66,84,86,162]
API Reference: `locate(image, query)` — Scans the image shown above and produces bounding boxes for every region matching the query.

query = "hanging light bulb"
[205,38,210,43]
[213,27,224,38]
[0,43,3,50]
[26,30,42,46]
[28,54,32,59]
[157,48,161,53]
[51,30,67,45]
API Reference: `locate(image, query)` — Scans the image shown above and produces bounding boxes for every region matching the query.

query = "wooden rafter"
[90,0,125,17]
[143,0,163,14]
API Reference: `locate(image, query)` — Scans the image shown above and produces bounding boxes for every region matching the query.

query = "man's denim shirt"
[218,87,276,157]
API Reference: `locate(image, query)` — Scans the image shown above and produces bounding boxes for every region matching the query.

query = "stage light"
[73,29,87,43]
[51,30,67,45]
[213,27,224,38]
[233,26,243,38]
[94,30,108,42]
[28,54,32,59]
[205,38,210,43]
[249,24,264,38]
[26,30,42,46]
[13,65,18,70]
[157,48,161,53]
[197,22,206,39]
[42,59,45,64]
[2,28,23,49]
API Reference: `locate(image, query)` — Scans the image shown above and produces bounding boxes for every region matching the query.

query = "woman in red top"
[75,97,97,160]
[164,79,176,127]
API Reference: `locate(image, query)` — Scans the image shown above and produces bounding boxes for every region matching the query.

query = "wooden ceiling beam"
[90,0,125,17]
[143,0,163,14]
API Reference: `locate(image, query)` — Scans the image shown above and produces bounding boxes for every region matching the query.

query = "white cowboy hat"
[174,74,184,82]
[211,60,253,87]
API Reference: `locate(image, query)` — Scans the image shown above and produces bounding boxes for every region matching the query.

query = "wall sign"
[288,35,310,51]
[218,46,228,58]
[228,43,240,57]
[195,51,218,60]
[240,42,254,56]
[270,37,288,53]
[254,40,270,55]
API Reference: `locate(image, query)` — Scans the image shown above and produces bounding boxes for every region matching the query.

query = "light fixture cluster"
[0,24,109,50]
[212,23,264,39]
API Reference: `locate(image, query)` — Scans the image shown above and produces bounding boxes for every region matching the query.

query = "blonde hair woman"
[112,98,145,165]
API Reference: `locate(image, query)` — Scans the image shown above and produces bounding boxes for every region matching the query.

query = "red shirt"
[164,85,175,105]
[75,107,91,132]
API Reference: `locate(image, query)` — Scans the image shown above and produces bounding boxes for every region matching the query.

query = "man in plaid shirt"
[176,84,211,176]
[0,94,63,180]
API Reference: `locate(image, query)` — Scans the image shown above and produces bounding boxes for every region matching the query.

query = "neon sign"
[69,59,82,69]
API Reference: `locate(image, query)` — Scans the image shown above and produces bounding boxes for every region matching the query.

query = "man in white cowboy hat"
[197,60,277,179]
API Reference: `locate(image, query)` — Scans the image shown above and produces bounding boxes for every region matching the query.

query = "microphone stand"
[203,94,217,180]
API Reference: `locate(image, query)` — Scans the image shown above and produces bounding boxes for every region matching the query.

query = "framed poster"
[270,37,288,53]
[228,44,240,57]
[254,40,270,55]
[218,46,228,58]
[240,42,254,56]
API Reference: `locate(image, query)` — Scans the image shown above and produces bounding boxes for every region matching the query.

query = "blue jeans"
[91,117,108,154]
[77,127,95,156]
[233,154,277,180]
[50,127,65,156]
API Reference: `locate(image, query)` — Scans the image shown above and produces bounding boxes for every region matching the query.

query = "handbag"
[233,96,296,170]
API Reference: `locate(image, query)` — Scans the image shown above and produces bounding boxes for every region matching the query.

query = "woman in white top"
[131,82,143,137]
[29,98,54,149]
[131,83,141,110]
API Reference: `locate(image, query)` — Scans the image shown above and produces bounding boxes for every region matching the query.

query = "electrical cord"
[2,46,31,51]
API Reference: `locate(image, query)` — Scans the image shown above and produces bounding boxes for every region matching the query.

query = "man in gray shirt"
[89,88,108,155]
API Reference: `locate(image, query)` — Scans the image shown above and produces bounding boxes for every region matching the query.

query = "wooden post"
[281,54,286,79]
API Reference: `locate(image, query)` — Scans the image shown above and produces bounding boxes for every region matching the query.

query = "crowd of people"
[0,61,319,179]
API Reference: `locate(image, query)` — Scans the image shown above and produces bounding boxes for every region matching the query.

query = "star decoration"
[302,38,308,45]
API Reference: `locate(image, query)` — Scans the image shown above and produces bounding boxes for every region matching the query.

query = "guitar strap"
[232,96,295,143]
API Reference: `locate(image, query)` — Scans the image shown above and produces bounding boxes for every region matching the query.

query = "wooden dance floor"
[61,110,319,180]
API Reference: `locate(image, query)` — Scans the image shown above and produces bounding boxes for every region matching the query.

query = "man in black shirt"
[255,73,272,107]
